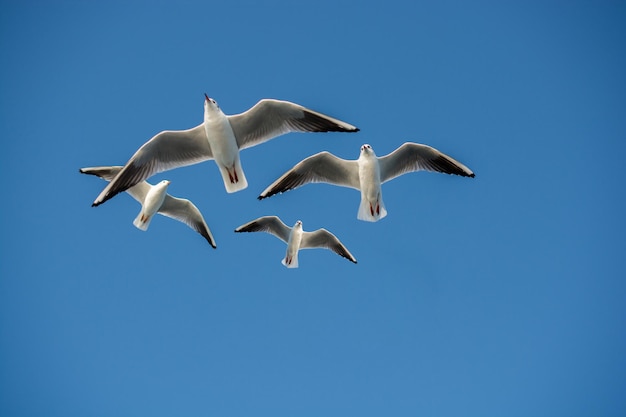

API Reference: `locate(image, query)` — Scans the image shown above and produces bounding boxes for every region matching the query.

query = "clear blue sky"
[1,1,625,416]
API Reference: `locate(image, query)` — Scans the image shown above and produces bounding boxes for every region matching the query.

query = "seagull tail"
[133,211,153,231]
[357,196,387,222]
[281,253,299,269]
[219,159,249,193]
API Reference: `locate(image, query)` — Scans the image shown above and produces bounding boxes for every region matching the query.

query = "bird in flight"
[81,166,216,248]
[235,216,357,268]
[259,142,475,222]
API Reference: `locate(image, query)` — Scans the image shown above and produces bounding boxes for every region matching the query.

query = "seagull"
[234,216,357,268]
[91,95,359,206]
[81,166,216,248]
[258,142,475,222]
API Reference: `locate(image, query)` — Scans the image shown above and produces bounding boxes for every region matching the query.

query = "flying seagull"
[258,142,475,222]
[81,166,216,248]
[234,216,357,268]
[91,96,359,206]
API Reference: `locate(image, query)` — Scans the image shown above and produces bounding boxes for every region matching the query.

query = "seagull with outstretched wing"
[259,142,475,222]
[235,216,357,268]
[81,166,216,248]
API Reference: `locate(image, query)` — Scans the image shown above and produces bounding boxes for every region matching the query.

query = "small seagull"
[91,95,359,207]
[234,216,357,268]
[81,166,216,248]
[258,142,475,222]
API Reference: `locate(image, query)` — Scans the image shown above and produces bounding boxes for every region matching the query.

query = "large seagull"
[235,216,357,268]
[81,166,216,248]
[91,95,359,206]
[259,142,475,222]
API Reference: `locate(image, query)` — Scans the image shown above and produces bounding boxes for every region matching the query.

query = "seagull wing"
[159,195,216,248]
[92,124,211,206]
[228,99,359,150]
[259,151,359,199]
[79,165,123,181]
[301,229,357,264]
[378,142,475,183]
[80,165,151,203]
[234,216,291,243]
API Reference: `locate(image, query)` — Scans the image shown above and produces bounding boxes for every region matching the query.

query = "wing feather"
[159,196,216,248]
[80,165,151,203]
[258,152,359,199]
[378,142,475,183]
[228,99,359,150]
[234,216,291,243]
[301,229,357,263]
[92,124,211,206]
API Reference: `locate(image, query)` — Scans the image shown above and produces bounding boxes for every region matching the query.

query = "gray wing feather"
[228,99,359,150]
[159,196,216,248]
[379,142,475,183]
[258,152,359,199]
[301,229,357,264]
[92,124,211,206]
[80,165,151,203]
[79,166,123,181]
[234,216,291,243]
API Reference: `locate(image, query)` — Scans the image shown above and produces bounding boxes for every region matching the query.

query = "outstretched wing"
[259,151,359,199]
[301,229,357,264]
[234,216,291,243]
[92,124,212,206]
[228,99,359,150]
[159,196,217,248]
[378,142,475,183]
[80,165,151,203]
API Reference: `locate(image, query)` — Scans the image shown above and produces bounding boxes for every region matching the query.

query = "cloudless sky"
[1,1,625,416]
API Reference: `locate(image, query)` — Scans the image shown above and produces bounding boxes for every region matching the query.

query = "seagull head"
[158,180,171,188]
[203,94,220,113]
[360,144,374,155]
[294,220,303,229]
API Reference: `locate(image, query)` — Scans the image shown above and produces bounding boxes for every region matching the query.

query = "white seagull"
[91,95,359,206]
[258,142,475,222]
[234,216,357,268]
[81,166,216,248]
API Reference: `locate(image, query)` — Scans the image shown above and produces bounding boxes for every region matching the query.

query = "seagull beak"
[204,93,210,101]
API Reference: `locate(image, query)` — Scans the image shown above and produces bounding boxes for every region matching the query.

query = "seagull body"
[259,142,475,222]
[203,98,247,192]
[81,166,216,248]
[135,179,170,231]
[234,216,357,268]
[357,145,387,221]
[91,96,359,206]
[283,220,304,268]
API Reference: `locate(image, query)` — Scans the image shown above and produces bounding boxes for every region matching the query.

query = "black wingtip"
[79,168,85,173]
[257,195,264,200]
[353,127,360,132]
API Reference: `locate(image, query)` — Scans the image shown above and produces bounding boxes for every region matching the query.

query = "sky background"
[1,1,625,416]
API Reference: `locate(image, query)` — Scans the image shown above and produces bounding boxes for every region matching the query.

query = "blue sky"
[1,1,625,416]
